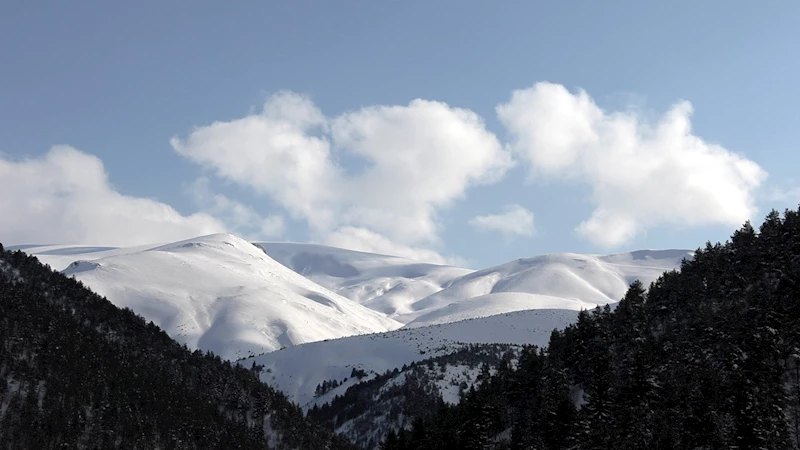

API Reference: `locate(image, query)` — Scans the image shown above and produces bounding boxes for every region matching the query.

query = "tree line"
[379,208,800,449]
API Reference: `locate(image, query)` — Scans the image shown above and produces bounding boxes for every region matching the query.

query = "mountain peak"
[54,235,402,360]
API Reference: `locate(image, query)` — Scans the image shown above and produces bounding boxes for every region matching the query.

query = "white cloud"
[188,177,286,239]
[497,82,766,248]
[0,146,227,246]
[258,215,287,239]
[171,92,339,232]
[172,93,512,263]
[331,100,512,244]
[469,204,535,238]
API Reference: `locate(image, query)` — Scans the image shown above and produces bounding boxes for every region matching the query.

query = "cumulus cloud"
[0,146,227,246]
[171,92,339,231]
[469,204,535,238]
[332,99,512,244]
[497,82,766,247]
[172,92,512,263]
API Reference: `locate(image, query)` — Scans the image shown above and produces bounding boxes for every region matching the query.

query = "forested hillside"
[0,245,356,450]
[307,344,518,448]
[378,208,800,450]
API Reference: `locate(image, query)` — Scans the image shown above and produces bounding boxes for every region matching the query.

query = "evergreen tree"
[378,208,800,450]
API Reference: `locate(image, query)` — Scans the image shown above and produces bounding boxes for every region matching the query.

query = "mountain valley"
[7,235,693,447]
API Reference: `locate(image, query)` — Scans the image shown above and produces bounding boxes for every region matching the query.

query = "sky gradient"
[1,1,799,268]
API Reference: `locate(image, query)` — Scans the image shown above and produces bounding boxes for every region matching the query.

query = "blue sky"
[1,1,799,268]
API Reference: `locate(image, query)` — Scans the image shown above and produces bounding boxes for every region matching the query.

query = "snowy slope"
[257,243,689,326]
[15,238,688,367]
[17,240,688,331]
[8,243,154,271]
[256,242,472,317]
[399,249,692,326]
[406,292,591,328]
[52,234,401,360]
[243,308,579,406]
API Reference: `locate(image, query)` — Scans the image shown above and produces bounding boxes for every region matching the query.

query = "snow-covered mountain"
[399,249,692,327]
[14,235,690,364]
[256,243,690,327]
[256,242,472,317]
[243,308,580,407]
[18,234,401,360]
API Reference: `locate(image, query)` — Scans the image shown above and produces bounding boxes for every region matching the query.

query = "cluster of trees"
[351,368,368,380]
[313,368,370,398]
[379,208,800,450]
[0,245,356,449]
[316,378,344,397]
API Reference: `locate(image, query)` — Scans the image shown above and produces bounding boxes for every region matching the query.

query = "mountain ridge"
[15,235,690,362]
[48,234,401,360]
